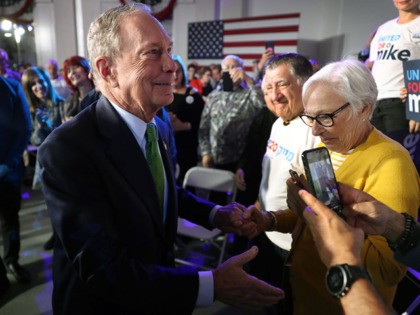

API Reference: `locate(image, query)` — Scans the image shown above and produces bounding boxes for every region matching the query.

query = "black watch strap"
[326,264,371,298]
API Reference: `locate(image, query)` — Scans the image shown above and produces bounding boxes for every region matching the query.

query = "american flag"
[187,13,300,72]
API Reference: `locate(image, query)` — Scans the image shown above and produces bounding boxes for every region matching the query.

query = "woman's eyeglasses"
[299,102,350,127]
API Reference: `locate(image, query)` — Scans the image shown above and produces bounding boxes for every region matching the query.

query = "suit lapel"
[155,118,178,243]
[95,98,165,237]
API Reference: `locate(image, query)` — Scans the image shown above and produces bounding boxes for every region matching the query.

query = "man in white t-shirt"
[250,53,320,315]
[368,0,420,133]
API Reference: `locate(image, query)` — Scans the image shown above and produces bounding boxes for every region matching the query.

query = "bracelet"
[388,213,416,254]
[266,211,278,231]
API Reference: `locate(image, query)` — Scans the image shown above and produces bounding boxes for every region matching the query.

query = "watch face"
[326,265,347,296]
[328,269,345,292]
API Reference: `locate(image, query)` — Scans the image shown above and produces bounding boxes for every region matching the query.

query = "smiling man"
[249,53,319,314]
[38,3,283,315]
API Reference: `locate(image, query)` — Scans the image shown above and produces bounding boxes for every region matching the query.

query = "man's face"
[263,64,304,122]
[212,68,222,82]
[46,62,57,79]
[110,12,176,118]
[222,57,241,71]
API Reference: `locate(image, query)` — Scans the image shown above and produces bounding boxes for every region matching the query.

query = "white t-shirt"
[259,117,320,250]
[370,16,420,100]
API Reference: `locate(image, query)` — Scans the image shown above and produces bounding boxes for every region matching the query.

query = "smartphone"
[222,71,233,92]
[265,40,275,52]
[289,169,304,188]
[301,147,344,217]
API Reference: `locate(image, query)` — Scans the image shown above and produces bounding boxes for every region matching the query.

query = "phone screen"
[302,147,343,216]
[222,71,233,92]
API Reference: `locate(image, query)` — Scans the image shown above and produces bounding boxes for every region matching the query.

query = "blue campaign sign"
[403,59,420,122]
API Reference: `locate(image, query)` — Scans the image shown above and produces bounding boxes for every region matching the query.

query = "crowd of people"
[0,1,419,314]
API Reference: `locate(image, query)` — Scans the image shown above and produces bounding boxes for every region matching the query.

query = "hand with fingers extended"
[299,189,365,267]
[213,246,285,309]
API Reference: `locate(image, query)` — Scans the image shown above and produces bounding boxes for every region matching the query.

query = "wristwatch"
[325,264,371,298]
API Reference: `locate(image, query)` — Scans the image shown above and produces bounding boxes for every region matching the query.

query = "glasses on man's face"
[299,102,350,127]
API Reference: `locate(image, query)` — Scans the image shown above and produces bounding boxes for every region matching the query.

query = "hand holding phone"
[301,148,344,217]
[222,71,233,92]
[289,169,305,189]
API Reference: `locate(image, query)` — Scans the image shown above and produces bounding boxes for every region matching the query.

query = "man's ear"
[95,56,118,87]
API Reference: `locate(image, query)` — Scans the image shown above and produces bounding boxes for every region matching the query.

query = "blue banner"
[403,59,420,122]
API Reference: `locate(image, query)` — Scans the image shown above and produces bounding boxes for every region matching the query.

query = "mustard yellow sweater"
[276,129,420,315]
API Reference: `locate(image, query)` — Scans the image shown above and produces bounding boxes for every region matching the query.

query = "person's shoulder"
[365,128,413,159]
[0,76,22,96]
[378,17,399,30]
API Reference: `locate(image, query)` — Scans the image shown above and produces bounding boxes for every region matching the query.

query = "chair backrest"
[182,167,237,201]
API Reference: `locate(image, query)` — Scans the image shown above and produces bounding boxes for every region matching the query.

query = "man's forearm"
[340,279,393,315]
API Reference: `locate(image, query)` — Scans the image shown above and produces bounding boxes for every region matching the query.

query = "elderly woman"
[247,59,419,315]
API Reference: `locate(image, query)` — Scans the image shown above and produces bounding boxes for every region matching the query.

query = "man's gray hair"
[87,3,151,82]
[302,58,378,117]
[222,55,244,68]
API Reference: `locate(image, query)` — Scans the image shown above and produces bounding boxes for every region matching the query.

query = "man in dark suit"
[0,76,33,294]
[38,3,284,315]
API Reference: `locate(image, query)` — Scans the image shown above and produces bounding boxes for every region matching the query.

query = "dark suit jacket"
[0,76,32,183]
[38,96,216,315]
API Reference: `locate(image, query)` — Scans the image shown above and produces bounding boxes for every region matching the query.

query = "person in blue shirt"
[0,76,33,296]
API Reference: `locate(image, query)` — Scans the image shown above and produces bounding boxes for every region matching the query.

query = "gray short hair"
[222,55,244,68]
[87,3,151,82]
[302,59,378,117]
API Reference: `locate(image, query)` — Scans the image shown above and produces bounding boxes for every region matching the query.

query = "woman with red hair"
[62,55,95,121]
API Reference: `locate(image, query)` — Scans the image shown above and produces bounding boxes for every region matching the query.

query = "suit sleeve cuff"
[196,271,214,306]
[209,205,221,227]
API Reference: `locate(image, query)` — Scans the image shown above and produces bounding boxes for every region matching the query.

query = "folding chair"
[175,167,237,270]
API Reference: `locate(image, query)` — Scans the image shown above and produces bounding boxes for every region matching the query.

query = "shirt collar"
[109,101,157,146]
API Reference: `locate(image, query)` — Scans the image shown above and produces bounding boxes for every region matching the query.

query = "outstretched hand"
[213,246,285,309]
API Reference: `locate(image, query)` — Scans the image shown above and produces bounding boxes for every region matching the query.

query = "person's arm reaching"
[299,189,393,315]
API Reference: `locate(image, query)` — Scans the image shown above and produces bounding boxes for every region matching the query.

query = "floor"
[0,185,266,315]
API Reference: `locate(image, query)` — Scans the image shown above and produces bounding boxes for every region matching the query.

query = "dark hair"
[264,53,313,86]
[187,63,197,70]
[198,66,211,77]
[63,55,93,91]
[210,63,222,72]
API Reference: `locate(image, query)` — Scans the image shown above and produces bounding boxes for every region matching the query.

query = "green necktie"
[145,123,165,215]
